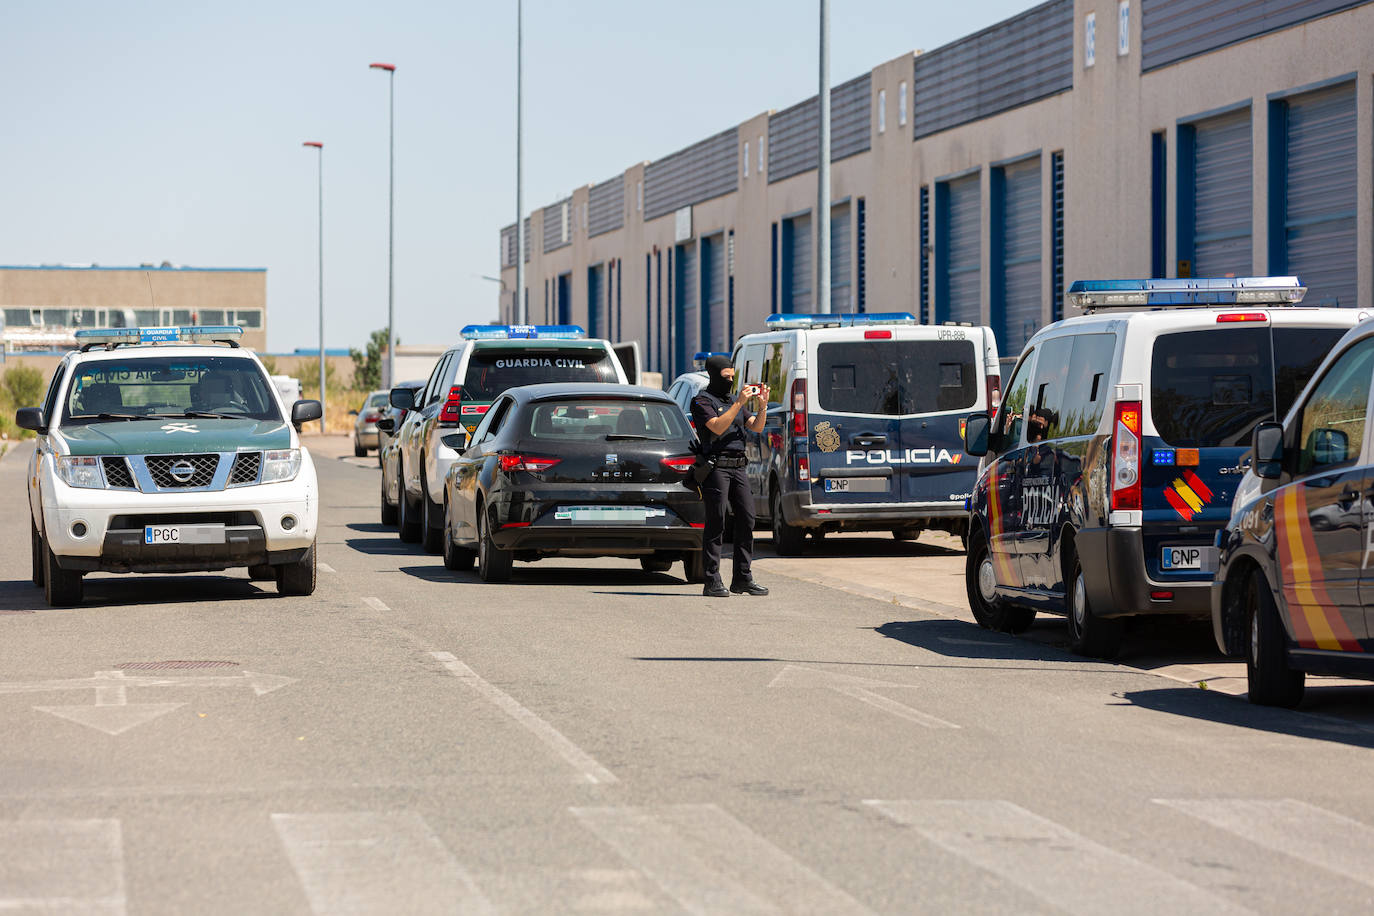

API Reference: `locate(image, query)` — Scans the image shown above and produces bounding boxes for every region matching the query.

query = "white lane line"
[362,596,389,612]
[768,665,959,729]
[0,818,125,914]
[272,812,493,915]
[1156,798,1374,887]
[431,651,617,785]
[572,804,870,915]
[866,800,1250,916]
[318,562,336,574]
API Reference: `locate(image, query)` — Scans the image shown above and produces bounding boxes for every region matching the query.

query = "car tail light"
[498,454,561,473]
[986,373,1001,416]
[864,329,892,339]
[791,378,807,437]
[1150,590,1174,600]
[1111,400,1142,511]
[438,385,463,427]
[363,411,380,423]
[1216,312,1268,323]
[797,457,810,483]
[661,456,695,474]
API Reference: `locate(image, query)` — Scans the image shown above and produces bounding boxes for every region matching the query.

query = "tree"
[297,357,338,395]
[3,365,45,409]
[350,328,394,391]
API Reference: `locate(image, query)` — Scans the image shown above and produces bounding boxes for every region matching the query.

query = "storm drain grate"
[114,660,240,670]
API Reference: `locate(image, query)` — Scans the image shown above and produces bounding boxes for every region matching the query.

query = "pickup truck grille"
[145,454,220,489]
[228,452,261,486]
[101,457,137,489]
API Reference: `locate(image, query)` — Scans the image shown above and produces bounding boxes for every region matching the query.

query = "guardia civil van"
[963,278,1363,658]
[19,326,323,607]
[730,312,1002,555]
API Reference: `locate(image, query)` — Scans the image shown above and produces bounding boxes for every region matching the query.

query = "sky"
[2,0,1033,354]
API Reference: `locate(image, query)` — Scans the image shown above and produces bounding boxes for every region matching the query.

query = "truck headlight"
[56,456,104,489]
[261,449,302,483]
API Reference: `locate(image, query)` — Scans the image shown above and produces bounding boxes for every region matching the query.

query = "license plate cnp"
[823,477,886,493]
[144,524,226,546]
[1160,545,1216,572]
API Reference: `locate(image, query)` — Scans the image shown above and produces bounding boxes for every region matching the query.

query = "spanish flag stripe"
[1182,469,1213,503]
[1173,479,1205,514]
[1275,487,1319,648]
[1164,487,1196,522]
[1288,485,1363,652]
[986,461,1017,585]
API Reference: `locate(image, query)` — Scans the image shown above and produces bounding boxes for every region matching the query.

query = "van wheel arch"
[1221,556,1262,657]
[1058,525,1078,592]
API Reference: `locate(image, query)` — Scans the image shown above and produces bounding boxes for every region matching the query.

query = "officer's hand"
[757,384,770,403]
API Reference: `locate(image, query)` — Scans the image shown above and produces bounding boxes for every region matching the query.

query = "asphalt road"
[3,438,1374,914]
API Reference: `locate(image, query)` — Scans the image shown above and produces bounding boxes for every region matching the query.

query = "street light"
[515,0,526,324]
[369,62,397,388]
[302,140,326,434]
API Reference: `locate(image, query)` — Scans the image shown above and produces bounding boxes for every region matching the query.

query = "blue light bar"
[1067,277,1307,310]
[74,325,244,345]
[764,311,917,330]
[692,351,730,363]
[459,324,587,340]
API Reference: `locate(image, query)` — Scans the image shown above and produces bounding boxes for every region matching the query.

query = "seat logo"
[160,422,198,435]
[814,421,841,453]
[168,460,196,483]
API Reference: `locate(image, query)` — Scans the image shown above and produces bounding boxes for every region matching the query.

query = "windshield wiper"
[155,411,239,419]
[605,434,666,441]
[67,413,145,422]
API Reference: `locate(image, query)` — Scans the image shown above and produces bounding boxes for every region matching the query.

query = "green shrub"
[3,365,45,409]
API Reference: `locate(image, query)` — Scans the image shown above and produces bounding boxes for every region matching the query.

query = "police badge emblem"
[814,420,841,453]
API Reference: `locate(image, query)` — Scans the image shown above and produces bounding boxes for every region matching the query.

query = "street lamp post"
[302,141,326,434]
[370,62,397,388]
[817,0,831,314]
[515,0,526,324]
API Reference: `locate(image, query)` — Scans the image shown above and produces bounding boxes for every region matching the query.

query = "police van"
[382,324,627,551]
[963,277,1364,658]
[730,312,1002,555]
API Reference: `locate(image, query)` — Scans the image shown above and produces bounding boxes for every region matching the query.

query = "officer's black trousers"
[701,463,753,584]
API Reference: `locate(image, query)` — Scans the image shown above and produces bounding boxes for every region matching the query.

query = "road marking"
[273,812,493,915]
[0,818,125,914]
[430,652,617,784]
[572,804,870,914]
[768,665,959,729]
[363,597,390,612]
[1156,798,1374,887]
[866,800,1250,915]
[318,562,336,574]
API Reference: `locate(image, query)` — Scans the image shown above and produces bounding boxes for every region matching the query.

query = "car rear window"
[462,348,618,400]
[1150,326,1348,447]
[816,339,978,416]
[367,393,389,408]
[524,399,688,440]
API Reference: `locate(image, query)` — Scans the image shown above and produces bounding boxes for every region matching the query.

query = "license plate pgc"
[144,525,226,546]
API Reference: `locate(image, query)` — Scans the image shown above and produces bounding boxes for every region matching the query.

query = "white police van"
[731,312,1002,554]
[963,278,1365,657]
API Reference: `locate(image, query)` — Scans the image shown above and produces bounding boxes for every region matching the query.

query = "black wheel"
[1067,550,1123,658]
[397,460,421,543]
[965,530,1034,633]
[380,471,398,526]
[892,528,920,542]
[682,549,706,583]
[477,505,512,583]
[421,476,443,554]
[639,557,673,573]
[771,488,806,556]
[353,437,367,458]
[43,544,83,607]
[247,564,275,581]
[443,500,476,571]
[276,540,317,596]
[811,528,827,541]
[31,516,44,588]
[1246,568,1304,707]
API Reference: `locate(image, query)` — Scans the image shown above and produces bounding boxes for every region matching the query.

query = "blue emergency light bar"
[764,311,917,330]
[692,351,730,364]
[1067,277,1307,311]
[459,324,587,340]
[73,326,244,348]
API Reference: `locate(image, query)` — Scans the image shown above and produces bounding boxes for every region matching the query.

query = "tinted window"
[63,356,280,423]
[1295,337,1374,475]
[1058,334,1117,437]
[816,339,978,415]
[42,362,67,421]
[1273,327,1349,420]
[366,392,389,409]
[764,342,786,406]
[1152,328,1275,447]
[462,348,618,400]
[995,348,1036,446]
[1026,337,1074,442]
[524,399,689,440]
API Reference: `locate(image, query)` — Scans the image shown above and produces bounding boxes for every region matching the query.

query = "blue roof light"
[692,351,730,363]
[459,324,587,340]
[764,312,917,330]
[1067,277,1307,310]
[74,326,244,347]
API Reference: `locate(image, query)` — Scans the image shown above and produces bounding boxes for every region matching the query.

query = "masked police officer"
[690,355,769,598]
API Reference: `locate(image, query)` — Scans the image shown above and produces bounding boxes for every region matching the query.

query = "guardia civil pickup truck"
[18,326,323,607]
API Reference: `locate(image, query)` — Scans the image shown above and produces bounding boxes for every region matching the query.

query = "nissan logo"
[169,459,196,483]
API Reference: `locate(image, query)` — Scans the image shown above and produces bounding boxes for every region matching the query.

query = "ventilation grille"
[229,452,261,486]
[146,454,219,489]
[101,457,136,489]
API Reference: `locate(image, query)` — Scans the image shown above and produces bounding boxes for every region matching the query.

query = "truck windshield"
[63,355,281,423]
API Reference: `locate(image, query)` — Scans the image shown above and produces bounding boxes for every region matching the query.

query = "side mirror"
[348,409,359,416]
[291,399,323,427]
[1252,421,1285,479]
[389,387,416,410]
[1308,427,1350,467]
[964,414,991,457]
[441,431,469,455]
[15,407,44,433]
[376,416,395,433]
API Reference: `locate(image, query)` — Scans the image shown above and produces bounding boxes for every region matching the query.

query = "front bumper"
[494,522,703,555]
[1074,526,1211,618]
[781,491,966,530]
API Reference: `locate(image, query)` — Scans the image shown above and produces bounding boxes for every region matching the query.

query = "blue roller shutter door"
[994,157,1041,356]
[939,173,981,325]
[831,203,853,313]
[1276,84,1357,307]
[1187,110,1253,277]
[587,264,605,339]
[675,243,698,377]
[701,234,726,353]
[784,214,812,311]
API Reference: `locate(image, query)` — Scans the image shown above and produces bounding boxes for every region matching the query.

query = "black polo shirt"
[690,389,751,454]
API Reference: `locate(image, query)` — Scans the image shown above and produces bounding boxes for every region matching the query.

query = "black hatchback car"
[440,383,706,582]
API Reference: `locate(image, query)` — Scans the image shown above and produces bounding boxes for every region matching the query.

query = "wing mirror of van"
[964,414,991,457]
[441,431,468,455]
[390,387,417,411]
[1252,421,1285,479]
[376,416,395,434]
[15,407,44,433]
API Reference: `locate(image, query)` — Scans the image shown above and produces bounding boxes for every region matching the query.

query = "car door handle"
[852,435,886,447]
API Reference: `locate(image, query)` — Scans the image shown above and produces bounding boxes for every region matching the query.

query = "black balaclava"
[705,355,734,399]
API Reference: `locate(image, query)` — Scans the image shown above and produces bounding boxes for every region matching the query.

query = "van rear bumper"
[1075,526,1211,619]
[781,492,965,530]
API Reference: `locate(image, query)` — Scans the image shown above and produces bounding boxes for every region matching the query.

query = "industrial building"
[0,265,267,353]
[498,0,1374,377]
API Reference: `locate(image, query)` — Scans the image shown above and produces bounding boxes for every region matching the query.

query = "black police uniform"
[690,388,757,591]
